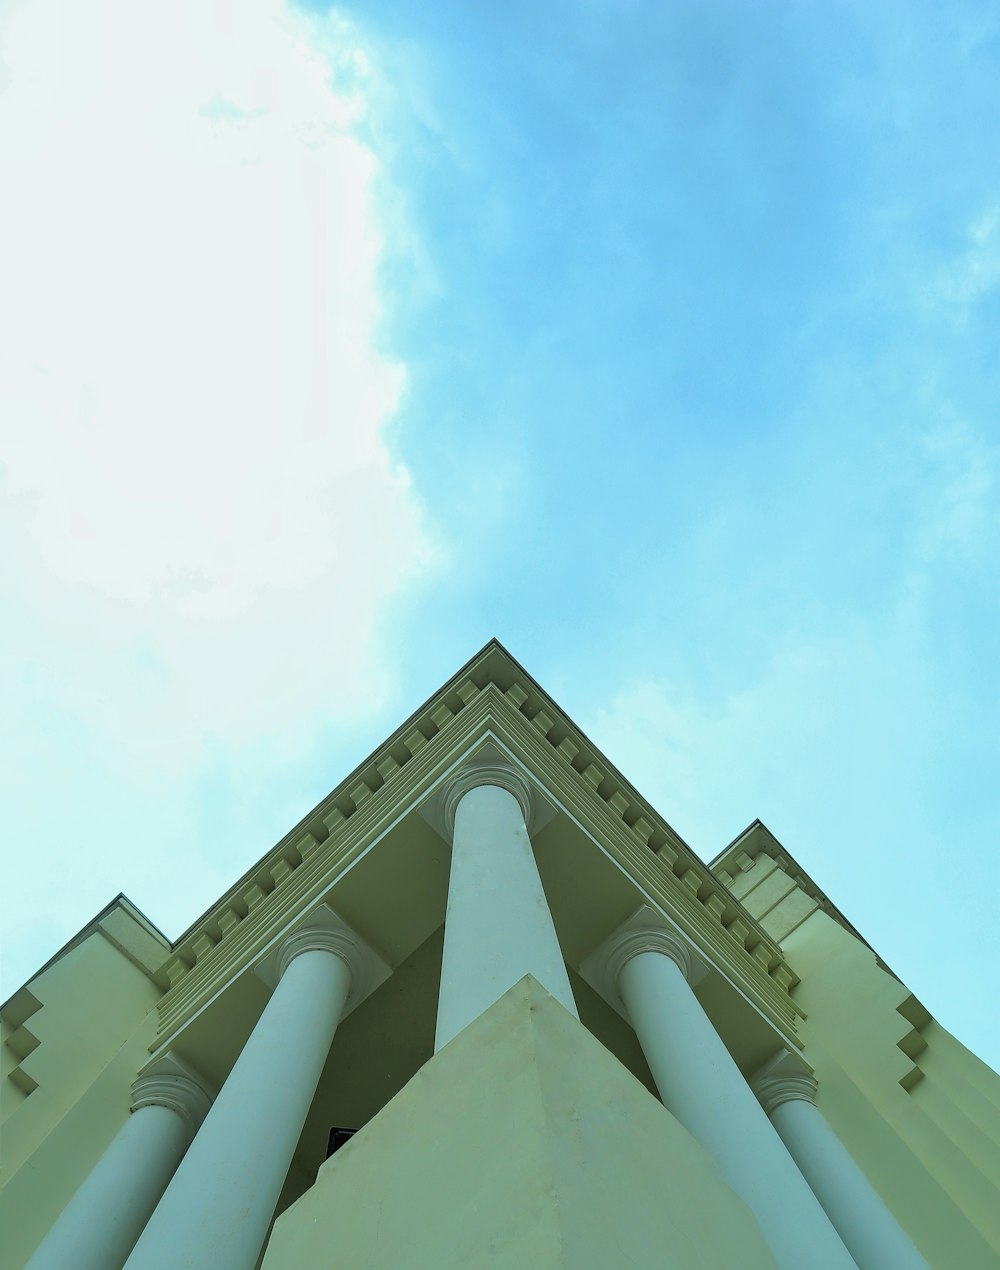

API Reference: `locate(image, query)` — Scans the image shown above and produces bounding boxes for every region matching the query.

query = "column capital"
[255,904,391,1015]
[442,760,534,833]
[580,905,704,1020]
[750,1049,819,1117]
[277,924,365,987]
[131,1051,214,1140]
[605,921,694,985]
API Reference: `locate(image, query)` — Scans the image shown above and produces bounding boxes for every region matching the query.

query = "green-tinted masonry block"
[262,977,777,1270]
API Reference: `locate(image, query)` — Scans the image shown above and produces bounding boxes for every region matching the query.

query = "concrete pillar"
[753,1053,929,1269]
[24,1053,212,1270]
[435,761,577,1051]
[124,921,366,1270]
[605,918,858,1270]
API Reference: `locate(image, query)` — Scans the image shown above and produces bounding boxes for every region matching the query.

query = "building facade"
[2,641,998,1268]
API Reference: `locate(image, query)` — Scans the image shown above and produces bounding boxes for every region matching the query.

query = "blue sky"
[2,1,998,1070]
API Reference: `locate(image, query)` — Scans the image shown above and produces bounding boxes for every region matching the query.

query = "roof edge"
[1,893,171,1011]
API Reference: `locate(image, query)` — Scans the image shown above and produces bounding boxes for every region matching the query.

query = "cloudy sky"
[2,0,998,1070]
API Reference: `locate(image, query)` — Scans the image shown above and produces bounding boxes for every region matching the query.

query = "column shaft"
[25,1104,189,1270]
[435,781,577,1051]
[619,950,857,1270]
[771,1098,928,1269]
[124,948,351,1270]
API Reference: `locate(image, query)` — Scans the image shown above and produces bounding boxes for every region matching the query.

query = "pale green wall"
[8,851,1000,1270]
[2,988,42,1114]
[262,977,778,1270]
[729,851,1000,1268]
[0,925,161,1268]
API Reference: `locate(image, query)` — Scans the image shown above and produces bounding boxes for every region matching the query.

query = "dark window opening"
[326,1127,359,1159]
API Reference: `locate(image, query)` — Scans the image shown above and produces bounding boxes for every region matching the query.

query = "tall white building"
[3,641,998,1268]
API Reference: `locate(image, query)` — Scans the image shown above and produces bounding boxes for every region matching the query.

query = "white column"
[124,920,367,1270]
[25,1053,212,1270]
[753,1054,929,1269]
[605,921,858,1270]
[435,762,577,1051]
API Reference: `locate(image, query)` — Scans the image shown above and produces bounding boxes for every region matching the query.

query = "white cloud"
[1,0,424,617]
[0,0,436,990]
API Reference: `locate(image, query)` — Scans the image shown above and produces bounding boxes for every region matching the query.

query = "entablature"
[151,643,804,1068]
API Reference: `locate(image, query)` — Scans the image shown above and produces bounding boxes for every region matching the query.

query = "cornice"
[152,672,804,1054]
